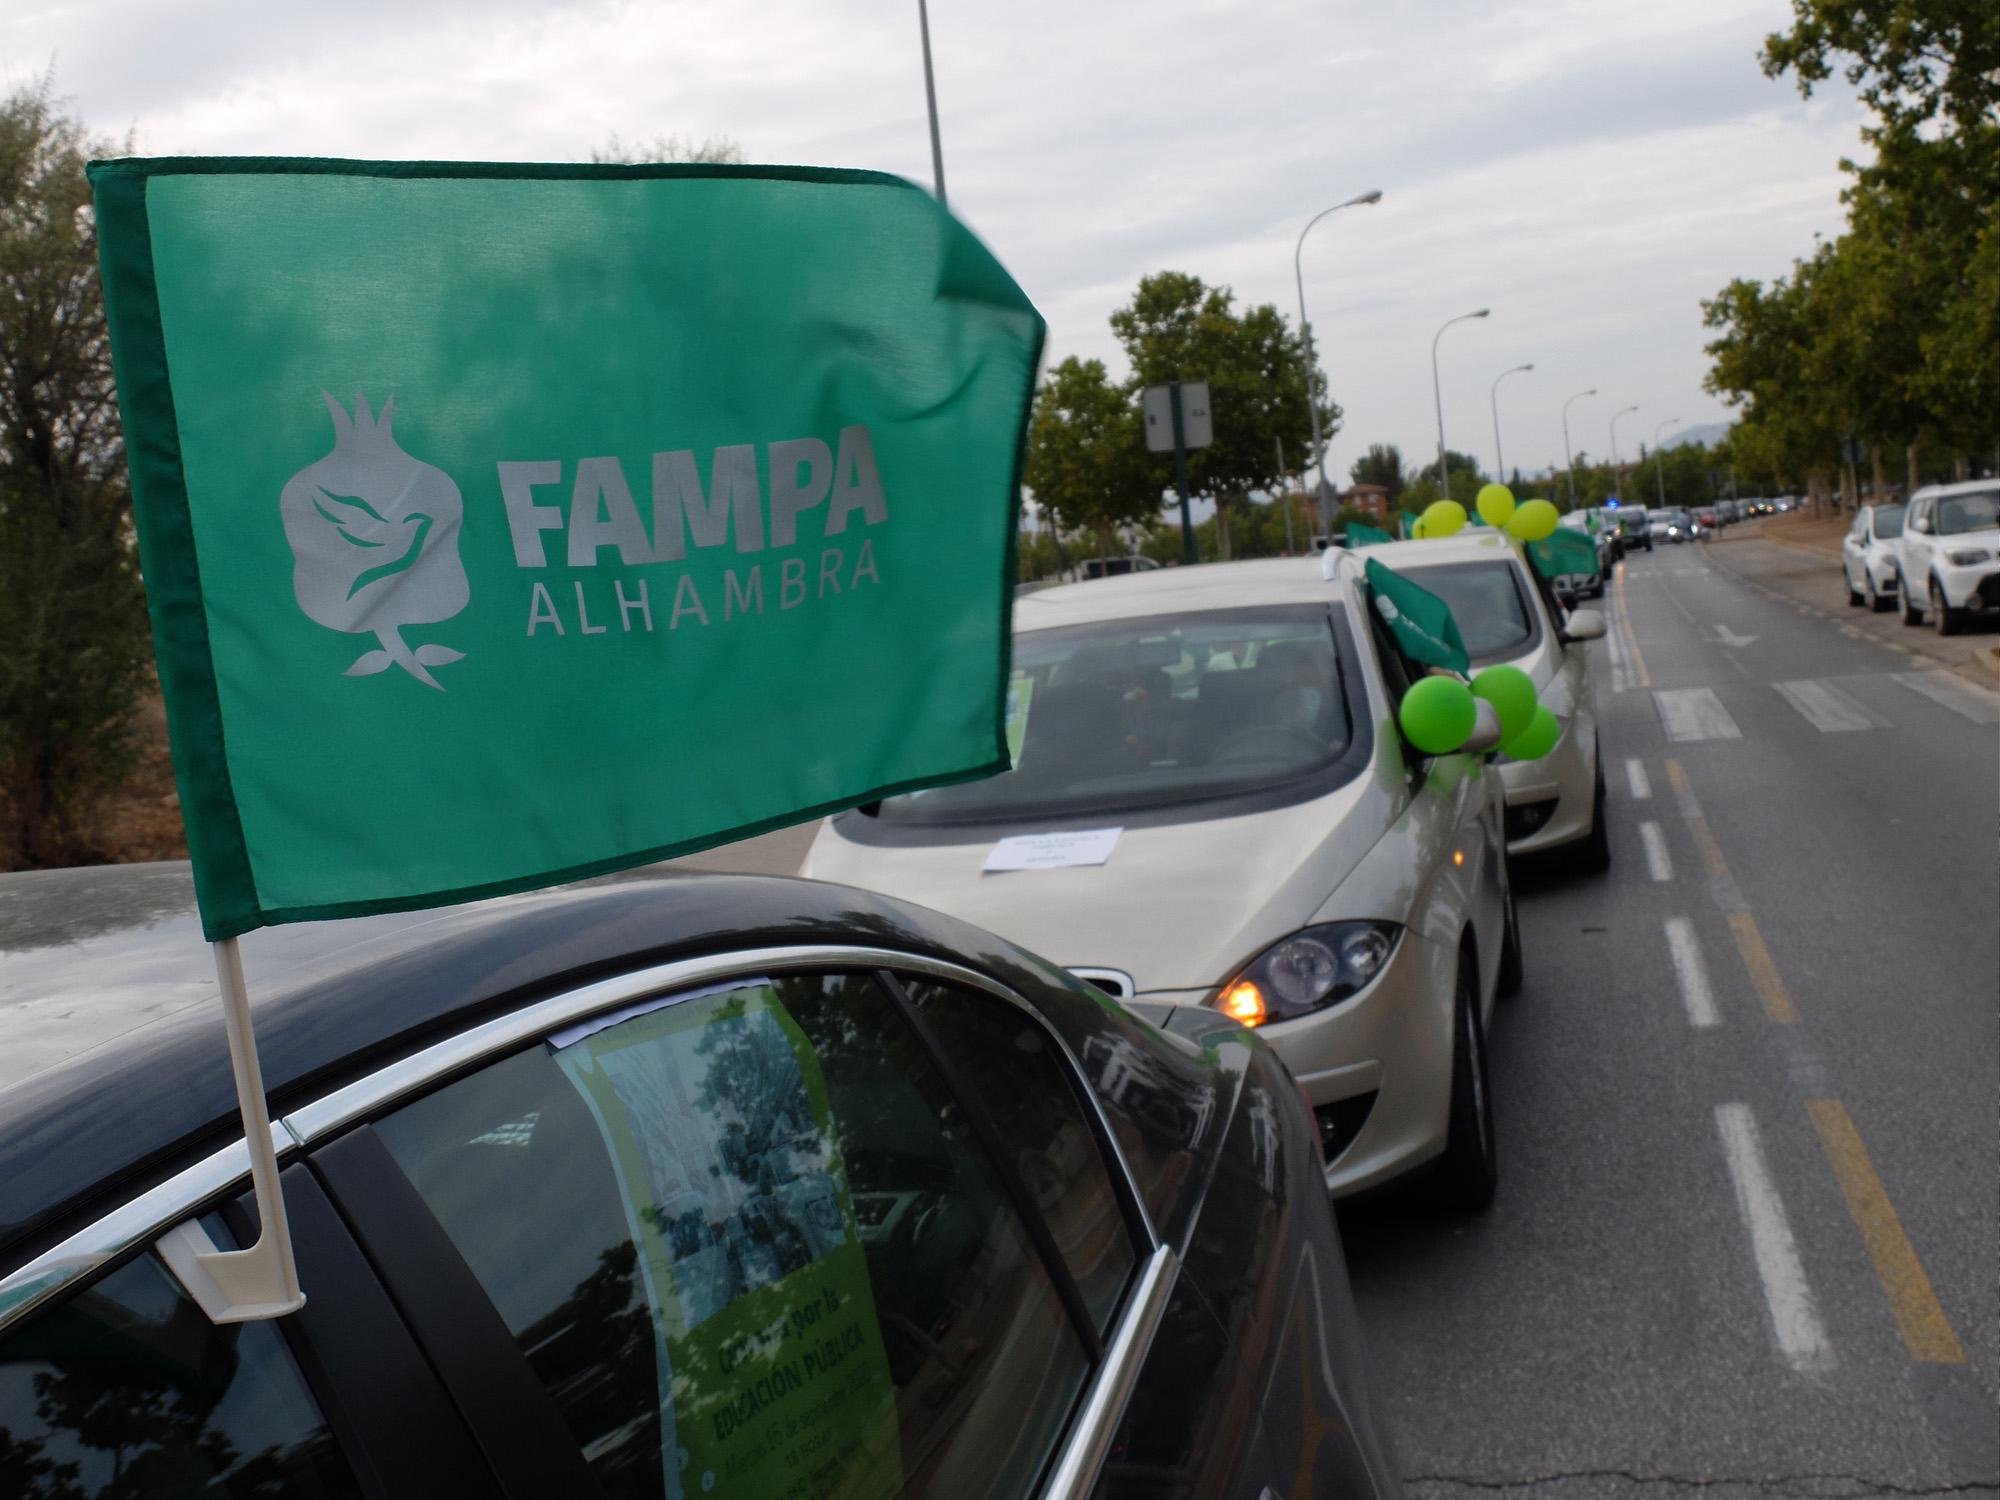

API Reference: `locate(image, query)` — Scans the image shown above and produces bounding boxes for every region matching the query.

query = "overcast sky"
[5,0,1868,488]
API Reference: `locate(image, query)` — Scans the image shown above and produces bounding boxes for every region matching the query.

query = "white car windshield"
[1872,505,1905,539]
[1402,561,1538,661]
[1935,488,2000,536]
[874,606,1356,824]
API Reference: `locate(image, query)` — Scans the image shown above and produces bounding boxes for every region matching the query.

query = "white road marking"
[1715,1103,1836,1373]
[1891,671,2000,726]
[1664,917,1719,1028]
[1709,624,1758,648]
[1655,687,1743,742]
[1639,821,1673,881]
[1772,678,1883,733]
[1626,758,1652,800]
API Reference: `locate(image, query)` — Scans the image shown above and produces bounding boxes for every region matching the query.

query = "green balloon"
[1475,483,1516,528]
[1421,499,1468,537]
[1506,498,1559,542]
[1400,676,1477,754]
[1471,665,1537,742]
[1502,705,1561,760]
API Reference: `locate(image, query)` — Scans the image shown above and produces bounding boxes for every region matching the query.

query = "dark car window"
[901,979,1138,1330]
[1872,505,1905,539]
[875,606,1355,825]
[0,1248,362,1500]
[373,973,1093,1500]
[1935,487,2000,535]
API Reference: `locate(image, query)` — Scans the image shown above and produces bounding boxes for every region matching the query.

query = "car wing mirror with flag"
[90,156,1044,1322]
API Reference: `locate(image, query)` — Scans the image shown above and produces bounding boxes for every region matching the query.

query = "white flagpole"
[158,938,305,1322]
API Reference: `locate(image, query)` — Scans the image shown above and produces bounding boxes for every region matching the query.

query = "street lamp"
[1653,417,1681,509]
[1609,405,1639,499]
[917,0,947,203]
[1293,189,1384,530]
[1561,389,1596,507]
[1489,363,1533,485]
[1431,308,1491,499]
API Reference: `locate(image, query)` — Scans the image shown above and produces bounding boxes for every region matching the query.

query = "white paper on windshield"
[982,827,1122,873]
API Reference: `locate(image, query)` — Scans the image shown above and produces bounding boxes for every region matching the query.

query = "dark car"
[1617,507,1654,552]
[0,864,1401,1500]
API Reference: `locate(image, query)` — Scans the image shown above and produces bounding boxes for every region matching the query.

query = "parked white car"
[805,556,1516,1205]
[1896,481,2000,635]
[1370,533,1609,868]
[1842,502,1906,612]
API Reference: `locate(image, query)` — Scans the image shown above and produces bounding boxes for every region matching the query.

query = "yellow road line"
[1728,913,1798,1023]
[1806,1099,1966,1364]
[1615,566,1651,687]
[1663,761,1730,878]
[1664,758,1691,797]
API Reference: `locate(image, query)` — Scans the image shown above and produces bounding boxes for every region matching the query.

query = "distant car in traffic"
[806,556,1519,1208]
[1842,502,1906,612]
[1651,508,1695,544]
[1618,507,1654,552]
[1081,555,1161,580]
[0,865,1404,1499]
[1371,533,1610,871]
[1896,480,2000,635]
[1555,512,1609,598]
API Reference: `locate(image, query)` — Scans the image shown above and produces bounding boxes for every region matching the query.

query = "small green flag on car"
[1526,529,1602,583]
[90,158,1045,940]
[1363,558,1470,675]
[1344,521,1393,548]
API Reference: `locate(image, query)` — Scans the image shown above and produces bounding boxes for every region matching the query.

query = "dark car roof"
[0,861,1079,1270]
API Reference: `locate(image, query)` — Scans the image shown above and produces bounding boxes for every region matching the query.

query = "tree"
[590,132,744,165]
[1348,444,1405,504]
[1762,0,2000,140]
[1022,357,1155,561]
[0,79,151,868]
[1108,272,1332,558]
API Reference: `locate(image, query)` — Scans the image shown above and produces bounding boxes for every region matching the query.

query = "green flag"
[1363,558,1470,674]
[1527,529,1602,583]
[1344,521,1392,549]
[91,158,1045,939]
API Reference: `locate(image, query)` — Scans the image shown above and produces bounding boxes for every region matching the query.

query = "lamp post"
[1561,388,1596,508]
[1609,405,1639,501]
[917,0,947,203]
[1653,417,1681,509]
[1431,308,1490,500]
[1489,363,1533,485]
[1293,189,1383,531]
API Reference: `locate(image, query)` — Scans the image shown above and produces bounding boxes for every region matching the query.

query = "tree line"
[1701,0,1998,506]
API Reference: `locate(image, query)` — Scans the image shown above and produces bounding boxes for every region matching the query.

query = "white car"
[1842,502,1906,612]
[805,556,1516,1205]
[1896,481,2000,635]
[1369,533,1609,867]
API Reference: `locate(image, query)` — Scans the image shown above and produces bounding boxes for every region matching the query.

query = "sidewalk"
[1707,520,2000,685]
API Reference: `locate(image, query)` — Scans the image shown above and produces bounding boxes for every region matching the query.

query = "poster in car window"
[555,985,900,1499]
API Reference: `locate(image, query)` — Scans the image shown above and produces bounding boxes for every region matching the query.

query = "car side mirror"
[1463,700,1505,755]
[1563,608,1607,643]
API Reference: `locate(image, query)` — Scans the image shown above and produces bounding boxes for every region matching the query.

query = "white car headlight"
[1945,548,1993,566]
[1216,921,1403,1026]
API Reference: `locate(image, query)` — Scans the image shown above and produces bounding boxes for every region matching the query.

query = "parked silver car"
[805,556,1517,1207]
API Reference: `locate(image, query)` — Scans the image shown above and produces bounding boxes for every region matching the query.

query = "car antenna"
[153,938,306,1324]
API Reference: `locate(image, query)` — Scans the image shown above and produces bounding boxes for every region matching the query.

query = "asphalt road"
[660,542,2000,1497]
[1339,540,2000,1499]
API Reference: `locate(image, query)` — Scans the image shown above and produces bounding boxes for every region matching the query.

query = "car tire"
[1434,950,1497,1212]
[1868,576,1891,612]
[1571,757,1611,874]
[1497,870,1524,998]
[1931,579,1960,636]
[1900,571,1924,626]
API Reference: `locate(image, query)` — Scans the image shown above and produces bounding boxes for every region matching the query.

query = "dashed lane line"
[1663,917,1720,1028]
[1639,821,1673,881]
[1806,1099,1967,1365]
[1625,758,1652,800]
[1715,1103,1835,1373]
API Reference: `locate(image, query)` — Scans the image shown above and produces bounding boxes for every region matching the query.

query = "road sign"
[1143,381,1212,452]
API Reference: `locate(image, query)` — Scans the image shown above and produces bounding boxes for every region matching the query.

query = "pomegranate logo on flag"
[280,392,469,689]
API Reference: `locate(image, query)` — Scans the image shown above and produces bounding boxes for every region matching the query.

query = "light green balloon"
[1471,664,1537,742]
[1400,676,1477,754]
[1422,499,1468,537]
[1507,498,1559,542]
[1475,483,1516,528]
[1503,705,1561,760]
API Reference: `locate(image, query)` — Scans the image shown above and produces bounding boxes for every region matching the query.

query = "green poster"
[555,985,900,1500]
[1527,529,1601,582]
[1344,521,1392,549]
[89,159,1045,938]
[1363,558,1470,674]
